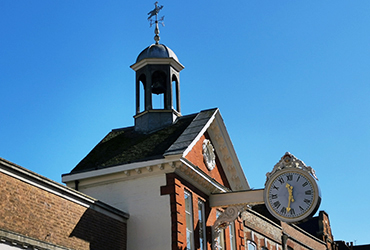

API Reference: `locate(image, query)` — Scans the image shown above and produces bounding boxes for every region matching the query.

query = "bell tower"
[130,2,184,133]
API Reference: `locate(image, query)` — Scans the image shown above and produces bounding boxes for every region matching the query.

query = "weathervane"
[147,2,165,44]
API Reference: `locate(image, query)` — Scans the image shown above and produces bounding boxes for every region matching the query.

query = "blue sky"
[1,0,369,245]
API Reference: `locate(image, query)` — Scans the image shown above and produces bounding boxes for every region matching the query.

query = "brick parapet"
[0,158,128,250]
[242,209,282,244]
[282,222,327,250]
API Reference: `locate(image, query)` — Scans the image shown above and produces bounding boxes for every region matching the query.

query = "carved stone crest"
[203,139,216,171]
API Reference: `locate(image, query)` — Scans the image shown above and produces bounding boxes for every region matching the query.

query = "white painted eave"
[62,156,182,183]
[178,157,230,195]
[179,109,250,191]
[130,57,184,72]
[208,111,250,190]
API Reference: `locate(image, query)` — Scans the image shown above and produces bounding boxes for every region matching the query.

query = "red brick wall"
[185,133,231,189]
[282,222,327,250]
[161,173,240,250]
[319,211,335,250]
[0,171,127,250]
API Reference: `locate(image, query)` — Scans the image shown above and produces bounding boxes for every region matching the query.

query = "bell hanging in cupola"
[130,2,184,133]
[151,71,167,94]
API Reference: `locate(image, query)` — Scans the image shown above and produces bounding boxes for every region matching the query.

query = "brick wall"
[241,208,329,250]
[0,159,127,250]
[282,222,327,250]
[242,209,282,250]
[161,173,239,250]
[319,211,335,250]
[185,133,231,189]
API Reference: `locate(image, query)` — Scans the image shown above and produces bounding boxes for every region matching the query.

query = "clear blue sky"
[1,0,369,245]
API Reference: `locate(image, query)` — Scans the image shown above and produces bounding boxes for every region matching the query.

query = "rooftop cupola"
[130,2,184,133]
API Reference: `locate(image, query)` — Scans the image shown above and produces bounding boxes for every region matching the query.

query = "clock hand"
[285,183,294,212]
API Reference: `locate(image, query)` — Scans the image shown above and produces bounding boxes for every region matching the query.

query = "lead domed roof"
[136,44,179,63]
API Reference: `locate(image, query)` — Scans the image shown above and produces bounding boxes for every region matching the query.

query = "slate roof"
[69,108,218,174]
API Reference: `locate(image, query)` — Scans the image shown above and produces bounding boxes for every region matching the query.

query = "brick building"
[0,157,128,250]
[59,37,337,250]
[0,13,364,250]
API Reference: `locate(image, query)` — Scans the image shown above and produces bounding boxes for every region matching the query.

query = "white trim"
[130,57,184,72]
[180,158,229,193]
[184,190,195,250]
[62,157,179,183]
[210,189,264,208]
[208,112,250,190]
[247,240,257,250]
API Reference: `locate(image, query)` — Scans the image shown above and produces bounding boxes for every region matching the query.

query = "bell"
[151,80,166,94]
[151,71,166,94]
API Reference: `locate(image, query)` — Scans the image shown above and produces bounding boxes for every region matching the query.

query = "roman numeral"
[304,199,311,204]
[273,201,281,209]
[305,190,312,195]
[299,206,304,211]
[286,174,293,181]
[278,178,285,184]
[273,185,279,190]
[271,194,278,199]
[302,182,308,187]
[280,207,287,214]
[290,209,295,215]
[296,175,301,182]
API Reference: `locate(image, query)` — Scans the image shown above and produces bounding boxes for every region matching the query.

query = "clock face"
[264,169,320,223]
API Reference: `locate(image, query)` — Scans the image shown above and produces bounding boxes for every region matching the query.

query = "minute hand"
[285,183,295,212]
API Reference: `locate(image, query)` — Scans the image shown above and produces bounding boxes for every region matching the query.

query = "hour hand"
[285,183,294,212]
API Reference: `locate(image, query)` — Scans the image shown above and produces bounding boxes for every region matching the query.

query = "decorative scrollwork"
[265,152,318,184]
[212,205,246,250]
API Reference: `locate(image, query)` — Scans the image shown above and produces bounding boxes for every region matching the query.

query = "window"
[185,190,194,250]
[198,200,206,250]
[216,211,225,250]
[229,223,236,250]
[248,241,256,250]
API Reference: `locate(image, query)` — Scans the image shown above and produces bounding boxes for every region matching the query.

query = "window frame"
[247,240,257,250]
[228,222,236,250]
[184,190,194,250]
[216,210,225,250]
[198,199,207,250]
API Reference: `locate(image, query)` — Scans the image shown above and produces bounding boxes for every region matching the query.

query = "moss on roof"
[70,114,197,174]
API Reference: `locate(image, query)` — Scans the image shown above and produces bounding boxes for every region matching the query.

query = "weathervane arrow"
[147,2,165,44]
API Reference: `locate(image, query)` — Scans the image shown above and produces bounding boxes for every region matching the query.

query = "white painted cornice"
[180,109,250,191]
[130,57,184,72]
[207,111,250,191]
[62,157,180,183]
[178,157,230,195]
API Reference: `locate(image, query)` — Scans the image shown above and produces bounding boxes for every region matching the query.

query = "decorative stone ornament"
[263,152,321,223]
[212,205,246,250]
[203,139,216,171]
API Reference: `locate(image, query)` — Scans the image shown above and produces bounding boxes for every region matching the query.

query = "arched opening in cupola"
[151,70,167,109]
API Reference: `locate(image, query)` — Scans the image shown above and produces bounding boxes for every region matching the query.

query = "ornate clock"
[263,153,321,223]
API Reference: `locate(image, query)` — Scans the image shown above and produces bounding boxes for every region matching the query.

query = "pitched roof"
[69,109,218,174]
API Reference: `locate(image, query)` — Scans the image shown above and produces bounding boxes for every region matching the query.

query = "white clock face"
[264,169,320,223]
